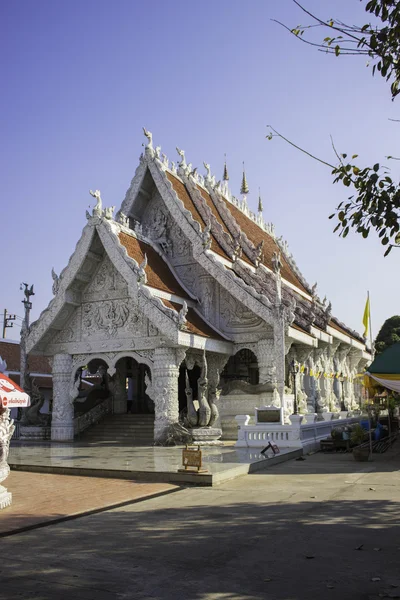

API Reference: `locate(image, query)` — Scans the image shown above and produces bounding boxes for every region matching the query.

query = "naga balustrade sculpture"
[184,352,222,444]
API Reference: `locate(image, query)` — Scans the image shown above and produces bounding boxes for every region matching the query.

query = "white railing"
[235,414,361,451]
[74,397,112,436]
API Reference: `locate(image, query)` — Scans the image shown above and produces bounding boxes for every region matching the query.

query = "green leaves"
[330,151,400,254]
[374,315,400,355]
[291,1,400,100]
[280,0,400,255]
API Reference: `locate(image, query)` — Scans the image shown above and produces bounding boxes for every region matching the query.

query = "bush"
[350,424,366,446]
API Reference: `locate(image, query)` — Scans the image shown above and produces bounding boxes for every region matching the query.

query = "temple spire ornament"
[258,188,263,214]
[221,154,230,197]
[223,154,229,181]
[240,163,249,196]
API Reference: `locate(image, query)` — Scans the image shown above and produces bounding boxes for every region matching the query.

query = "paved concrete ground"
[2,446,400,600]
[0,472,178,536]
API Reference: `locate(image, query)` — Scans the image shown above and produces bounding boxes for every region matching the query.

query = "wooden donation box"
[179,445,208,474]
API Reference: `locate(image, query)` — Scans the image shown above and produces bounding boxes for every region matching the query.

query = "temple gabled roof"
[26,206,232,356]
[119,131,368,350]
[27,130,369,358]
[165,170,309,294]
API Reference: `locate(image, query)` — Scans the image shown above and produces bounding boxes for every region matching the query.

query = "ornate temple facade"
[26,131,371,442]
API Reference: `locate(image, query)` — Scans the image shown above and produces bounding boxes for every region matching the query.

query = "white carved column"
[334,345,351,409]
[273,322,286,409]
[304,355,315,411]
[312,347,325,413]
[271,251,287,410]
[319,341,338,411]
[318,348,329,408]
[348,349,363,410]
[51,353,74,441]
[256,339,278,394]
[296,346,313,414]
[148,347,183,442]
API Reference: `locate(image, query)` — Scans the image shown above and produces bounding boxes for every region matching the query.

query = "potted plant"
[351,424,370,461]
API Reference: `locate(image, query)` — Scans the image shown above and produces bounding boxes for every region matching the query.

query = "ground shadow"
[1,494,400,600]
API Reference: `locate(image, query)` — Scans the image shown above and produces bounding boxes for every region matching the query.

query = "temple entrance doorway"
[114,357,153,415]
[220,349,259,386]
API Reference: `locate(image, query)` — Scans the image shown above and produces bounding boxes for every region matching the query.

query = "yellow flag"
[362,294,370,337]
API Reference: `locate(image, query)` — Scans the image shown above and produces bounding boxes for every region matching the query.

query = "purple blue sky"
[1,0,398,342]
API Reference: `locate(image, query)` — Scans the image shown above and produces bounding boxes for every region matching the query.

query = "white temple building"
[25,130,371,443]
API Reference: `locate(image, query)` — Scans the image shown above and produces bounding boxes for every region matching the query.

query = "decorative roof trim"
[288,325,318,347]
[326,325,365,350]
[26,220,98,354]
[310,326,333,344]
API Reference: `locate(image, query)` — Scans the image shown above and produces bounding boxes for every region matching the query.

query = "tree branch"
[266,126,335,169]
[291,0,365,44]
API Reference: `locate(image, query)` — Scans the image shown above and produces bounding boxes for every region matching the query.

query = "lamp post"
[19,283,34,420]
[339,372,346,411]
[290,359,300,415]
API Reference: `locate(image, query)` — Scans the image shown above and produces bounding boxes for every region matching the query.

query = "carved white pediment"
[83,255,127,301]
[82,297,153,341]
[51,308,82,345]
[220,289,263,331]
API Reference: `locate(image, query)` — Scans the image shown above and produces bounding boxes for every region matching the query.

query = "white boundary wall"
[235,414,361,453]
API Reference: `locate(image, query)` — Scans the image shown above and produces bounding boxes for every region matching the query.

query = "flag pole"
[368,290,374,360]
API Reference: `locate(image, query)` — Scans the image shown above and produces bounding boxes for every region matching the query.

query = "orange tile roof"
[219,198,309,294]
[165,172,231,261]
[161,299,226,341]
[166,171,308,294]
[0,341,51,373]
[119,232,190,299]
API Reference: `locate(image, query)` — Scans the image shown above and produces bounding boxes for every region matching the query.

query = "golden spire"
[223,154,229,181]
[258,188,263,213]
[240,162,249,195]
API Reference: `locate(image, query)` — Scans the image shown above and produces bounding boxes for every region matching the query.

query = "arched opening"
[114,356,153,414]
[220,349,259,386]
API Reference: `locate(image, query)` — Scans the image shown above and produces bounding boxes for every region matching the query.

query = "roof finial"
[223,154,229,181]
[258,188,263,213]
[240,162,249,196]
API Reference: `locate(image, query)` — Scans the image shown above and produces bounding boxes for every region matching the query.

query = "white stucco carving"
[52,353,74,441]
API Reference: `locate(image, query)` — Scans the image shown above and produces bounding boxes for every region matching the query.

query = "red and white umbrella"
[0,373,30,408]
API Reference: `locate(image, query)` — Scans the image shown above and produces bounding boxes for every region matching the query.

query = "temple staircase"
[79,413,155,446]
